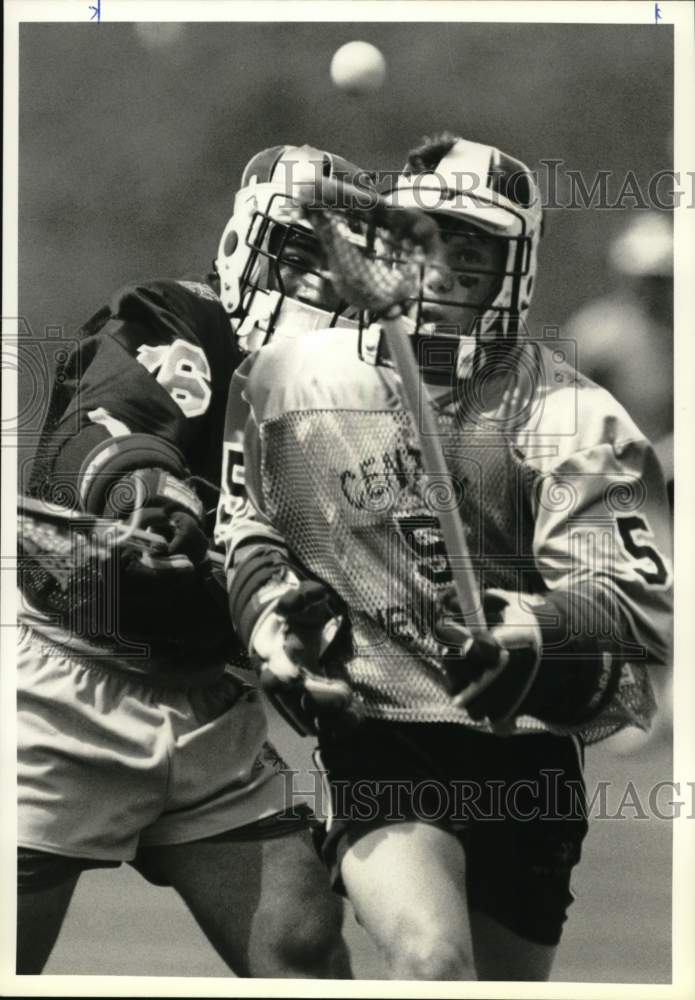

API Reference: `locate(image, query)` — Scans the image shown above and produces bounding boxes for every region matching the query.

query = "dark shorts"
[314,721,588,947]
[18,805,314,892]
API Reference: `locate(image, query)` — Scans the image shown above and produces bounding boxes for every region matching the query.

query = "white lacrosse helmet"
[216,144,375,351]
[382,137,543,346]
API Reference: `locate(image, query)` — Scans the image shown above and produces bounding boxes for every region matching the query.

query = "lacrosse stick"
[17,496,224,566]
[18,494,226,622]
[260,660,359,737]
[299,179,509,706]
[18,495,225,565]
[19,496,352,720]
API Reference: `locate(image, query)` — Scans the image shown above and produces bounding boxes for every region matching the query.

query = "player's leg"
[469,911,557,981]
[340,820,476,980]
[140,824,350,978]
[17,864,79,974]
[316,718,478,979]
[245,825,350,978]
[463,731,587,981]
[17,627,177,973]
[135,677,351,978]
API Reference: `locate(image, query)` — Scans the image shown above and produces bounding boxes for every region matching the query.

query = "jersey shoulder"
[89,275,242,415]
[106,276,228,347]
[54,274,240,442]
[511,341,648,472]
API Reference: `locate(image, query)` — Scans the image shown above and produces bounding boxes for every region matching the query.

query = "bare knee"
[256,891,349,978]
[385,933,476,981]
[251,830,351,978]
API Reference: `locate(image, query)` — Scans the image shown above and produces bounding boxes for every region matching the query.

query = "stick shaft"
[381,318,487,631]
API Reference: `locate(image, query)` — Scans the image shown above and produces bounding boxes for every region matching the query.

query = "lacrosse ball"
[330,41,387,95]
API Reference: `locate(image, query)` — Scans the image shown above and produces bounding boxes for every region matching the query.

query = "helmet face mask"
[377,137,543,378]
[245,197,343,315]
[216,145,373,351]
[401,217,512,338]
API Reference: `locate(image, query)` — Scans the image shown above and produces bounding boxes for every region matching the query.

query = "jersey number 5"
[216,441,246,527]
[137,340,211,418]
[616,514,671,589]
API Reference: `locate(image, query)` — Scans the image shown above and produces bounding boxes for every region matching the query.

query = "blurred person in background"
[16,145,359,978]
[565,212,673,502]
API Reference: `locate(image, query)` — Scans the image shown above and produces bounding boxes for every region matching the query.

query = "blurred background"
[16,20,674,983]
[18,21,674,480]
[18,22,673,342]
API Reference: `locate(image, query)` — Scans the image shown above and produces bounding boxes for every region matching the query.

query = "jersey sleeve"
[523,374,672,658]
[214,355,288,562]
[215,338,351,649]
[29,278,240,503]
[513,371,673,736]
[532,438,672,662]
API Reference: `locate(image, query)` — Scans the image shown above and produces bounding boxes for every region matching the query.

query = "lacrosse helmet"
[379,137,543,371]
[216,144,375,351]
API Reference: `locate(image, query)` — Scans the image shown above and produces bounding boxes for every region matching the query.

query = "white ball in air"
[330,41,387,95]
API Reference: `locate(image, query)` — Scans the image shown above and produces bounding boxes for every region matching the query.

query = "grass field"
[43,712,672,983]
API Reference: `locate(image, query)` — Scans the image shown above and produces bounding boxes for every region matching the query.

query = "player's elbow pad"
[521,589,625,728]
[77,433,191,515]
[227,544,298,649]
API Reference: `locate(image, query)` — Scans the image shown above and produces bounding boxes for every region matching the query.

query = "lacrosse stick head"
[215,144,377,352]
[16,495,208,651]
[380,135,543,372]
[295,176,500,380]
[298,177,442,318]
[17,497,140,624]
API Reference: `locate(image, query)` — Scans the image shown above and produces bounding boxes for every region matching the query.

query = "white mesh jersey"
[216,327,672,742]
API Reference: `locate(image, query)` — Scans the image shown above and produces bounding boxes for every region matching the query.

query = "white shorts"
[17,625,296,862]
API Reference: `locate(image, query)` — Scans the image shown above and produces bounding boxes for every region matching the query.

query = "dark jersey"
[29,277,241,514]
[23,277,244,675]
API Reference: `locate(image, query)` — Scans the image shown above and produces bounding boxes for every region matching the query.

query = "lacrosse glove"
[250,579,358,737]
[76,432,221,644]
[434,589,541,727]
[106,466,209,573]
[436,588,623,731]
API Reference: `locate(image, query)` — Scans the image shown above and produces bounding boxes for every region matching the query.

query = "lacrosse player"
[218,133,673,980]
[15,146,365,977]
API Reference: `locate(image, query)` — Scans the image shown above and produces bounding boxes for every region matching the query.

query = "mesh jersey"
[218,327,672,741]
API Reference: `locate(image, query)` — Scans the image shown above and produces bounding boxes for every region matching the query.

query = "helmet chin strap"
[358,309,484,385]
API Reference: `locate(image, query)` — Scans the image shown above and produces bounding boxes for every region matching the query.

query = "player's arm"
[39,281,223,542]
[32,279,237,555]
[216,357,355,734]
[31,278,237,506]
[214,357,294,636]
[217,366,330,657]
[444,431,672,732]
[521,432,671,727]
[26,281,235,640]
